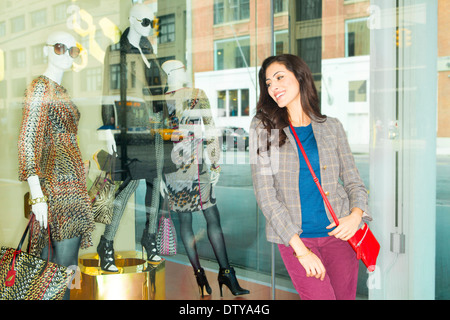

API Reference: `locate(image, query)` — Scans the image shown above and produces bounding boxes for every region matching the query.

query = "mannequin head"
[43,31,78,84]
[162,60,187,91]
[129,4,154,38]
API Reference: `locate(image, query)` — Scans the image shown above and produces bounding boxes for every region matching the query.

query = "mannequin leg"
[178,211,201,270]
[178,211,212,297]
[202,205,230,269]
[104,179,140,241]
[98,179,139,272]
[202,205,250,297]
[141,179,161,262]
[41,236,82,300]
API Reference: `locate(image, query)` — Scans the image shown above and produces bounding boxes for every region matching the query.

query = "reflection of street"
[125,143,450,204]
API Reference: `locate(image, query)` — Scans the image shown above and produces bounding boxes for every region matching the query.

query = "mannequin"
[161,60,249,297]
[18,31,94,300]
[96,4,165,271]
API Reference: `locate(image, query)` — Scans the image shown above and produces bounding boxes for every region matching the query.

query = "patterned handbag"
[156,196,177,256]
[0,216,74,300]
[88,171,115,224]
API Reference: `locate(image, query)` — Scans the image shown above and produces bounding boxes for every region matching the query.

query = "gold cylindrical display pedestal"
[71,251,165,300]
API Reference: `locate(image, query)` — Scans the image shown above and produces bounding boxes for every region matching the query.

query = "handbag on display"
[0,216,74,300]
[289,123,380,272]
[156,196,177,256]
[88,170,115,224]
[88,149,117,225]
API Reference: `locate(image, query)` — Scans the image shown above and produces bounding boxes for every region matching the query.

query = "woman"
[250,54,371,300]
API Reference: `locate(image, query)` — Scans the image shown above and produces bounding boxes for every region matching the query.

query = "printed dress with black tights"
[18,75,95,255]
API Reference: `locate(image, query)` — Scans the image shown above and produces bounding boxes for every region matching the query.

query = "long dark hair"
[255,54,326,149]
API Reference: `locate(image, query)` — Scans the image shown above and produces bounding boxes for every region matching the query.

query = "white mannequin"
[160,60,220,197]
[128,4,154,69]
[28,31,77,229]
[163,60,187,92]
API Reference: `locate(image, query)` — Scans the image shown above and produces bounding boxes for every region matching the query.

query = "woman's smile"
[265,62,300,109]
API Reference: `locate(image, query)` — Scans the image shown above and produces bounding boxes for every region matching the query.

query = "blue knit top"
[290,124,331,238]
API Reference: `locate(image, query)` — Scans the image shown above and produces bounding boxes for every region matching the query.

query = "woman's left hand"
[326,209,363,241]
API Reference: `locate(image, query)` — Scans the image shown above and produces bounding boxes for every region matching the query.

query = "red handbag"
[289,123,380,272]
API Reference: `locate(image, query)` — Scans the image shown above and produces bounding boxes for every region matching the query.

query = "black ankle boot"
[218,267,250,297]
[195,268,212,297]
[141,232,162,263]
[97,236,118,272]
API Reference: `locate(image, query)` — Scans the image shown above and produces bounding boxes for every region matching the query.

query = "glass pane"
[0,0,447,302]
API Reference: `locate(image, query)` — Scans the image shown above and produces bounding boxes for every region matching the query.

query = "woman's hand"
[326,208,363,241]
[294,248,326,281]
[289,234,326,281]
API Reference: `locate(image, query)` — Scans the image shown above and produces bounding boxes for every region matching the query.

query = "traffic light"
[152,18,160,37]
[395,28,412,48]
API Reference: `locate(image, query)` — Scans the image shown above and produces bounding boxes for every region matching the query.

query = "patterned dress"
[164,88,221,213]
[18,76,95,255]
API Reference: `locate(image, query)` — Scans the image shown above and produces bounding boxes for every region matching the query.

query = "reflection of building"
[191,0,289,131]
[189,0,373,137]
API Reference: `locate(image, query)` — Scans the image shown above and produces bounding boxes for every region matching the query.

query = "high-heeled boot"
[97,236,118,272]
[141,232,162,264]
[195,268,212,297]
[218,267,250,297]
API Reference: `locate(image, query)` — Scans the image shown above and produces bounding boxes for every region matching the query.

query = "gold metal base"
[70,251,165,300]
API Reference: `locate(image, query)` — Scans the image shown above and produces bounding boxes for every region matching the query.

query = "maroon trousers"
[278,236,359,300]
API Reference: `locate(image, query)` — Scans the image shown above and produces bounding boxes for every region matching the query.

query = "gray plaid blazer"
[250,116,371,246]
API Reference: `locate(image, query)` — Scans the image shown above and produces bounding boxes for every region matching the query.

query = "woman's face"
[265,62,301,109]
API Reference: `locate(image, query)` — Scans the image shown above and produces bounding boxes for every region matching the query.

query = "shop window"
[275,30,289,55]
[158,14,175,44]
[217,90,226,117]
[31,44,46,65]
[241,88,249,116]
[81,67,102,92]
[53,3,70,23]
[297,36,321,79]
[110,64,121,90]
[345,18,370,57]
[229,89,238,117]
[296,0,322,21]
[274,0,288,13]
[348,80,367,102]
[214,37,250,70]
[12,48,26,69]
[31,9,47,28]
[0,21,5,38]
[11,15,25,33]
[217,88,249,117]
[214,0,249,25]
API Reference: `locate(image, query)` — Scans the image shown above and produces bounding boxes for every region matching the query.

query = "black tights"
[178,205,230,271]
[41,236,81,300]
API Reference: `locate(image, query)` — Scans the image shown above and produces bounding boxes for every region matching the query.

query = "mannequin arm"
[27,175,48,228]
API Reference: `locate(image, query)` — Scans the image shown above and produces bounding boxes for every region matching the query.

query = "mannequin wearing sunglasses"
[18,31,94,300]
[97,3,166,272]
[160,60,249,297]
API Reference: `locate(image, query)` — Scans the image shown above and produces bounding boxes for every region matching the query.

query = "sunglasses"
[133,16,152,28]
[47,43,80,59]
